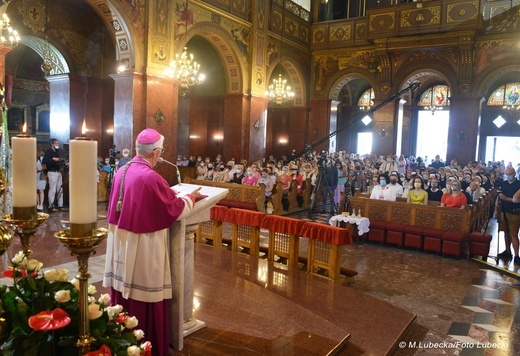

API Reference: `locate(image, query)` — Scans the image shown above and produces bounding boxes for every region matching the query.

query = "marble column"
[47,74,113,153]
[372,97,397,155]
[446,96,483,165]
[182,223,205,335]
[309,99,332,152]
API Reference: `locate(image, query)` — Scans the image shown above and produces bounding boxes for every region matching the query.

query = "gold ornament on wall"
[153,109,166,124]
[20,0,46,33]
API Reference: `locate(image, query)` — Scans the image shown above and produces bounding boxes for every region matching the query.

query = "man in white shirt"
[386,172,404,200]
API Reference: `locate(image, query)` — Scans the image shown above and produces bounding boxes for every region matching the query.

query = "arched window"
[418,85,450,112]
[487,82,520,128]
[357,88,374,108]
[487,82,520,107]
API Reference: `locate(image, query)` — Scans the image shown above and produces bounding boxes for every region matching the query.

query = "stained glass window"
[357,88,374,107]
[418,85,450,108]
[487,83,520,107]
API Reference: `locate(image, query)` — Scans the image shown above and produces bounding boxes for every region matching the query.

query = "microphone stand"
[158,157,182,185]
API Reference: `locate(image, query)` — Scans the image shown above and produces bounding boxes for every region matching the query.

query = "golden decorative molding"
[153,109,165,124]
[312,28,325,44]
[489,5,509,25]
[444,48,458,63]
[400,7,441,28]
[407,50,441,63]
[447,2,478,23]
[355,23,367,40]
[20,0,47,33]
[329,25,351,42]
[369,13,395,32]
[459,83,471,93]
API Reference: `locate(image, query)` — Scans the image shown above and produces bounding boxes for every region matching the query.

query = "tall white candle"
[12,135,37,208]
[69,136,98,224]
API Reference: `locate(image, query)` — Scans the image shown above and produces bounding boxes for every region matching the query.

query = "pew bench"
[184,177,265,212]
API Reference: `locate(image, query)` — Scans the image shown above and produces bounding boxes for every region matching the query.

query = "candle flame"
[22,121,26,133]
[82,120,87,135]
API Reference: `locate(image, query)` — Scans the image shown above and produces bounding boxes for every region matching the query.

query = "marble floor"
[0,204,519,355]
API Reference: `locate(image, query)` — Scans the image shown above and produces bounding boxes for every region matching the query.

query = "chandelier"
[266,2,294,105]
[164,47,205,90]
[0,4,20,48]
[267,73,294,105]
[163,0,204,97]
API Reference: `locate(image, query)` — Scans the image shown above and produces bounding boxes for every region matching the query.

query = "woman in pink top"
[242,166,259,186]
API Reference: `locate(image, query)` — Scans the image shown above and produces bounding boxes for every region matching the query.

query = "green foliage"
[0,256,144,356]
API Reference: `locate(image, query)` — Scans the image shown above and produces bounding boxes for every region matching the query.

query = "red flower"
[28,308,71,331]
[85,344,112,356]
[141,341,152,356]
[115,313,126,324]
[3,267,38,279]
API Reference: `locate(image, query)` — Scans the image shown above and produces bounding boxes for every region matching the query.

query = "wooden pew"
[271,182,284,215]
[350,196,472,235]
[287,180,300,213]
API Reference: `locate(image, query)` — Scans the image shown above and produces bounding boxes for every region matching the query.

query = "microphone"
[158,157,181,185]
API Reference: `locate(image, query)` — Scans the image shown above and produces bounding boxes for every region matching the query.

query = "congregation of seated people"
[145,150,520,215]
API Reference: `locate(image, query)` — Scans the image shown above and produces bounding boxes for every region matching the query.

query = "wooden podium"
[168,183,228,351]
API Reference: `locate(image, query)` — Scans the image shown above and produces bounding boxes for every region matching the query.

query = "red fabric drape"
[260,215,305,235]
[299,221,352,245]
[210,205,228,221]
[224,208,265,226]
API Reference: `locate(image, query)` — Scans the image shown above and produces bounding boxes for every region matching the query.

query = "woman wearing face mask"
[370,173,391,200]
[204,163,215,180]
[258,168,274,198]
[427,177,443,202]
[407,177,428,205]
[196,161,207,180]
[231,165,245,184]
[440,179,467,209]
[213,164,227,181]
[242,166,258,186]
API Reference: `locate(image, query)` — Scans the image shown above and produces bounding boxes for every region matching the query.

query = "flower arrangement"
[0,251,152,355]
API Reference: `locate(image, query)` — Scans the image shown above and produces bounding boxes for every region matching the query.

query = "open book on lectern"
[171,183,228,223]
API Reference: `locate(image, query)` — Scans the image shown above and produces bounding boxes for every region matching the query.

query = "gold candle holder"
[1,209,49,257]
[55,226,107,355]
[0,224,13,256]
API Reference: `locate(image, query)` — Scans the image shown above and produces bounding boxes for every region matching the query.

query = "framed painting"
[35,103,50,135]
[7,100,27,134]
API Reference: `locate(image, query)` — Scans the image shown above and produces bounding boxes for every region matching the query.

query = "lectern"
[168,183,228,350]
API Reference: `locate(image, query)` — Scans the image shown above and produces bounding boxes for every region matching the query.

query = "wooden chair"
[224,208,266,258]
[299,221,353,283]
[261,215,305,267]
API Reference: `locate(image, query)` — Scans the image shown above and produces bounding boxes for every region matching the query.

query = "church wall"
[9,0,520,164]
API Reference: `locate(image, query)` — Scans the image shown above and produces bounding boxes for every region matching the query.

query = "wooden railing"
[184,177,266,212]
[349,189,496,236]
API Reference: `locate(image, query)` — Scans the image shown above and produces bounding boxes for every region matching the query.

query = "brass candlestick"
[55,226,107,355]
[1,208,49,257]
[0,224,13,256]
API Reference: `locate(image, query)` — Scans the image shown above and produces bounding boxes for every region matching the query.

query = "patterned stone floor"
[1,205,519,355]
